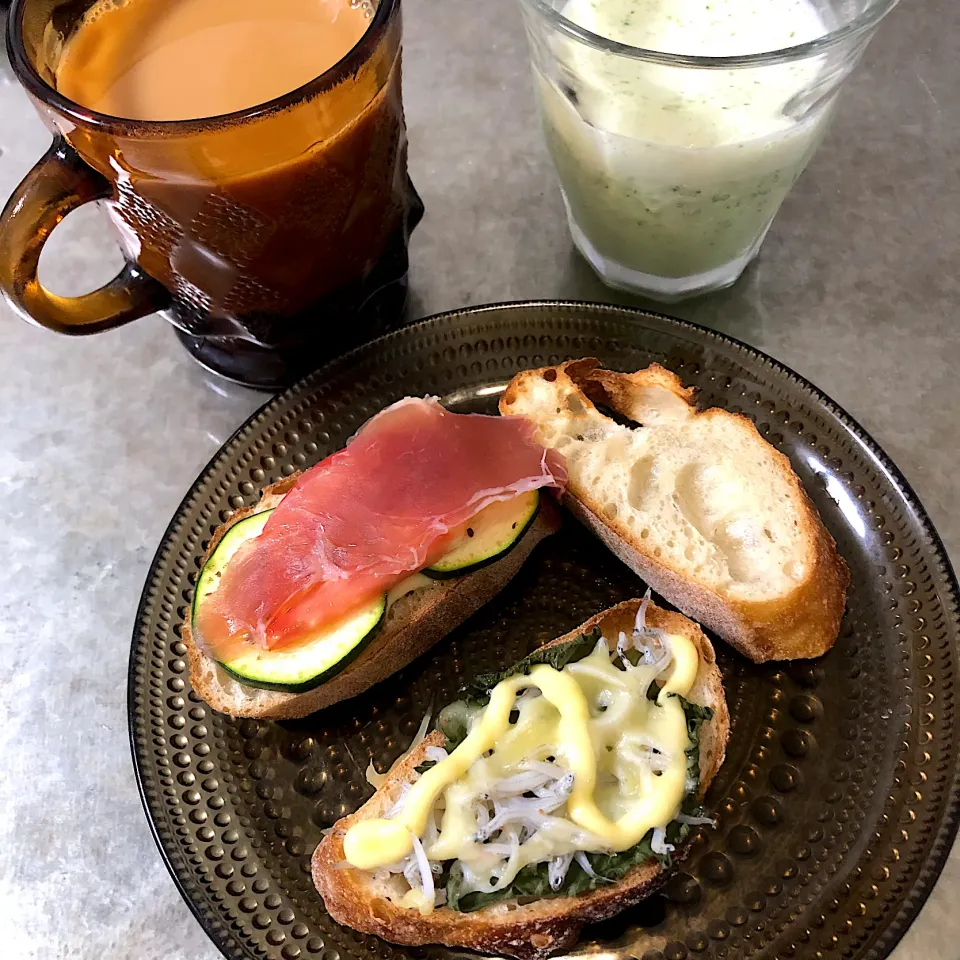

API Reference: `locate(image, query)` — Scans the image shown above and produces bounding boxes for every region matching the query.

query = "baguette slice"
[313,599,729,960]
[500,359,849,662]
[183,475,560,720]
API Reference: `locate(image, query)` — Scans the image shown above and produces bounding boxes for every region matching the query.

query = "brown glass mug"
[0,0,423,389]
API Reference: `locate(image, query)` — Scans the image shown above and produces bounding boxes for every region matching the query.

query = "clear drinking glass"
[517,0,899,301]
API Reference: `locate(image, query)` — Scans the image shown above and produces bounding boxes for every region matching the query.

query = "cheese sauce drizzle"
[344,629,701,888]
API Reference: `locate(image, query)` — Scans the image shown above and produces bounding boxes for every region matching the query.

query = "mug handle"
[0,136,169,334]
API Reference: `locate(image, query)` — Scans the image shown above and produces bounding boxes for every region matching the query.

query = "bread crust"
[501,360,850,662]
[183,477,560,719]
[312,600,729,959]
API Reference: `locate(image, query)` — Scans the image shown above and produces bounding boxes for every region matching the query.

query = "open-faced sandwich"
[500,359,850,662]
[313,598,729,959]
[184,397,566,719]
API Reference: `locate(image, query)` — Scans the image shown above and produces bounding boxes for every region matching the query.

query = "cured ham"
[194,398,566,660]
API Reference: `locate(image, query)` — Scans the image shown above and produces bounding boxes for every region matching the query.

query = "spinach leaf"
[444,862,466,912]
[676,696,713,786]
[454,862,555,912]
[436,701,474,751]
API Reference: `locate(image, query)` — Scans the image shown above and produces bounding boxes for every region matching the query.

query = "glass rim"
[6,0,397,135]
[517,0,900,68]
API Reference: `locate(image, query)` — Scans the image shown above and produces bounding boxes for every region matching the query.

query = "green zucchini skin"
[424,491,540,580]
[217,597,387,693]
[192,509,274,625]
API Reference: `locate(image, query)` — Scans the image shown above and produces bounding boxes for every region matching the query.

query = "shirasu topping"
[370,597,700,908]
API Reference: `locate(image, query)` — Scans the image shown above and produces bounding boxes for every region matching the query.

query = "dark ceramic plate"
[130,301,960,960]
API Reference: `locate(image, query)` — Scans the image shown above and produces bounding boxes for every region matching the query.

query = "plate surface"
[130,301,960,960]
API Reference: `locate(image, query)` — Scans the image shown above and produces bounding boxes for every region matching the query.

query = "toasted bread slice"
[499,359,849,662]
[313,599,729,960]
[183,475,560,720]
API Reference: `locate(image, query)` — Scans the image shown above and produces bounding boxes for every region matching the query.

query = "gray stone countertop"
[1,0,957,957]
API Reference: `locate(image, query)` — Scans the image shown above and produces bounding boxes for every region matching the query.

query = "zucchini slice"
[425,490,540,579]
[193,509,274,620]
[218,595,386,692]
[192,508,386,693]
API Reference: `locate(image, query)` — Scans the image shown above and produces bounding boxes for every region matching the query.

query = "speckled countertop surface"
[1,1,957,957]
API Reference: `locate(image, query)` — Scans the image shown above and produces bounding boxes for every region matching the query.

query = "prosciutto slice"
[195,398,566,659]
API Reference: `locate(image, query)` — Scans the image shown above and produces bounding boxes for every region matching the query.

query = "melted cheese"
[660,628,700,697]
[399,889,433,914]
[344,631,701,882]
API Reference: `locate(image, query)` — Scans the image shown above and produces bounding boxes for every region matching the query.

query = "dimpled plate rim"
[129,300,960,960]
